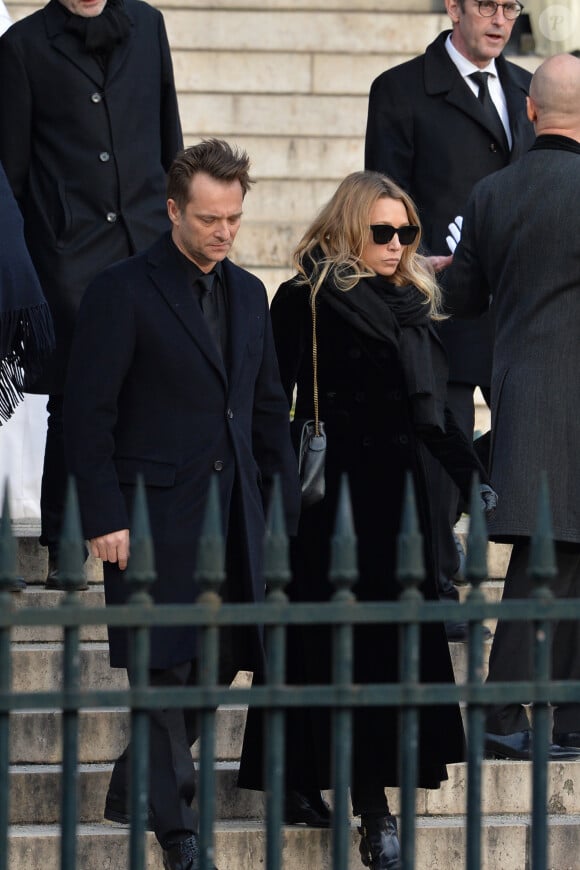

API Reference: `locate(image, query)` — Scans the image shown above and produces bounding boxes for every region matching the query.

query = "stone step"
[7,758,580,824]
[6,815,580,870]
[9,706,247,764]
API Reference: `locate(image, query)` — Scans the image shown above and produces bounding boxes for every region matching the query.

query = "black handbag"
[298,293,326,507]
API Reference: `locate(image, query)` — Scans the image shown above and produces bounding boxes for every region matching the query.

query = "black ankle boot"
[358,813,401,870]
[284,789,331,827]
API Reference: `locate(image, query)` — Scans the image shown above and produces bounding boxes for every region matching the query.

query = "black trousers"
[39,394,67,559]
[486,538,580,735]
[109,655,239,850]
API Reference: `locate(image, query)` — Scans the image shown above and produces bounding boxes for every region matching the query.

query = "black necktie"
[469,71,508,149]
[196,273,222,358]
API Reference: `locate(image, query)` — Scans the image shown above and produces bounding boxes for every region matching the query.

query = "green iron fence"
[1,472,579,870]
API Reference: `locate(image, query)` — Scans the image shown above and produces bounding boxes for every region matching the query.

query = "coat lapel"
[147,235,227,383]
[222,259,251,394]
[425,31,511,156]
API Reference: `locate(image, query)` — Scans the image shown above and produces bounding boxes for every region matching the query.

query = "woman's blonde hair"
[294,171,442,317]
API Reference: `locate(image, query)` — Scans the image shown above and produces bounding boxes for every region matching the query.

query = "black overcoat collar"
[146,233,252,391]
[424,30,531,158]
[42,0,135,86]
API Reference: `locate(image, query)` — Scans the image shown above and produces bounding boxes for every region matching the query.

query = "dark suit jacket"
[444,138,580,544]
[64,233,301,669]
[0,0,182,392]
[365,30,534,386]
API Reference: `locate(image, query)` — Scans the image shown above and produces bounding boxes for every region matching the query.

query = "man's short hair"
[167,138,254,211]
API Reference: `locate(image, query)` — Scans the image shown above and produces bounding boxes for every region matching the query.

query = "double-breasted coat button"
[362,436,372,447]
[213,460,224,471]
[398,434,409,445]
[226,408,234,419]
[90,92,102,103]
[106,212,117,223]
[99,151,110,162]
[490,143,498,152]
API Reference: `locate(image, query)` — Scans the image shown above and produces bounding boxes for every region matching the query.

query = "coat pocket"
[114,457,176,487]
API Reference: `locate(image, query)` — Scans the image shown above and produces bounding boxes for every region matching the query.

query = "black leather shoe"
[284,789,331,827]
[553,731,580,749]
[103,790,155,830]
[358,813,401,870]
[45,560,89,591]
[162,833,218,870]
[484,729,580,760]
[445,621,492,642]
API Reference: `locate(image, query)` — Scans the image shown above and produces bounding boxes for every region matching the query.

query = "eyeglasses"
[474,0,524,19]
[369,224,420,246]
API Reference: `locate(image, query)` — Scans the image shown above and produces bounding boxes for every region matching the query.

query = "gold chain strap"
[310,292,320,437]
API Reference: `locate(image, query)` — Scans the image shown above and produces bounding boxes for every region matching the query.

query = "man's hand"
[427,253,453,272]
[89,529,130,570]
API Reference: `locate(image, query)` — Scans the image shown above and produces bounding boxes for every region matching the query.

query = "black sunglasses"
[369,224,420,246]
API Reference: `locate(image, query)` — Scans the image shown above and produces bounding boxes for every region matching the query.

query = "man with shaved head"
[445,52,580,761]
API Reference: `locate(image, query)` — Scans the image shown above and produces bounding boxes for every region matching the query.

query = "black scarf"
[1,163,55,422]
[64,0,131,58]
[314,264,448,431]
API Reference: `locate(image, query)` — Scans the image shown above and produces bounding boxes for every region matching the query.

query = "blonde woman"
[239,171,496,869]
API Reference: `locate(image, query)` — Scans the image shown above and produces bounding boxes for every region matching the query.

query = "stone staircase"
[6,523,580,869]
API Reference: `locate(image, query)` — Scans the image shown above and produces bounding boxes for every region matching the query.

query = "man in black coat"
[64,139,301,870]
[0,0,182,585]
[365,0,535,637]
[444,53,580,761]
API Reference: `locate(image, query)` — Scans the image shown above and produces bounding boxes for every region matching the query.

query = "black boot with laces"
[358,813,401,870]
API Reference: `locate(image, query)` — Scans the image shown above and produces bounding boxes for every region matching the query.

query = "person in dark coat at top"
[0,0,182,587]
[238,171,497,870]
[365,0,535,641]
[443,52,580,763]
[64,139,301,870]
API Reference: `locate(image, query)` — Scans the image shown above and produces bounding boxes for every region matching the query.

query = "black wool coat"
[0,0,182,393]
[239,277,488,792]
[365,30,534,387]
[64,234,301,670]
[444,138,580,544]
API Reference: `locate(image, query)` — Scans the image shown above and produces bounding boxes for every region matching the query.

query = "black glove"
[479,484,498,519]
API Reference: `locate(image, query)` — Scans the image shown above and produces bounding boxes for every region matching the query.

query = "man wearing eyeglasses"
[365,0,535,642]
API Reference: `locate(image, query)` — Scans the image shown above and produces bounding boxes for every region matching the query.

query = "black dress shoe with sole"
[45,567,89,591]
[358,813,401,870]
[284,789,331,827]
[162,833,218,870]
[103,790,155,830]
[484,729,580,760]
[553,731,580,750]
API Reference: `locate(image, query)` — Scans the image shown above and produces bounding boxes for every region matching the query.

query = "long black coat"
[444,139,580,544]
[365,31,534,387]
[64,234,301,670]
[240,277,488,792]
[0,0,182,393]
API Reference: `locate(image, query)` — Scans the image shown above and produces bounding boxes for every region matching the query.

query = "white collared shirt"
[445,33,512,148]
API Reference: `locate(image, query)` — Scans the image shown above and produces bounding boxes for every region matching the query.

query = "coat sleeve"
[269,279,308,407]
[157,10,183,170]
[364,72,415,192]
[251,284,301,535]
[416,406,491,503]
[0,32,32,202]
[63,270,137,539]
